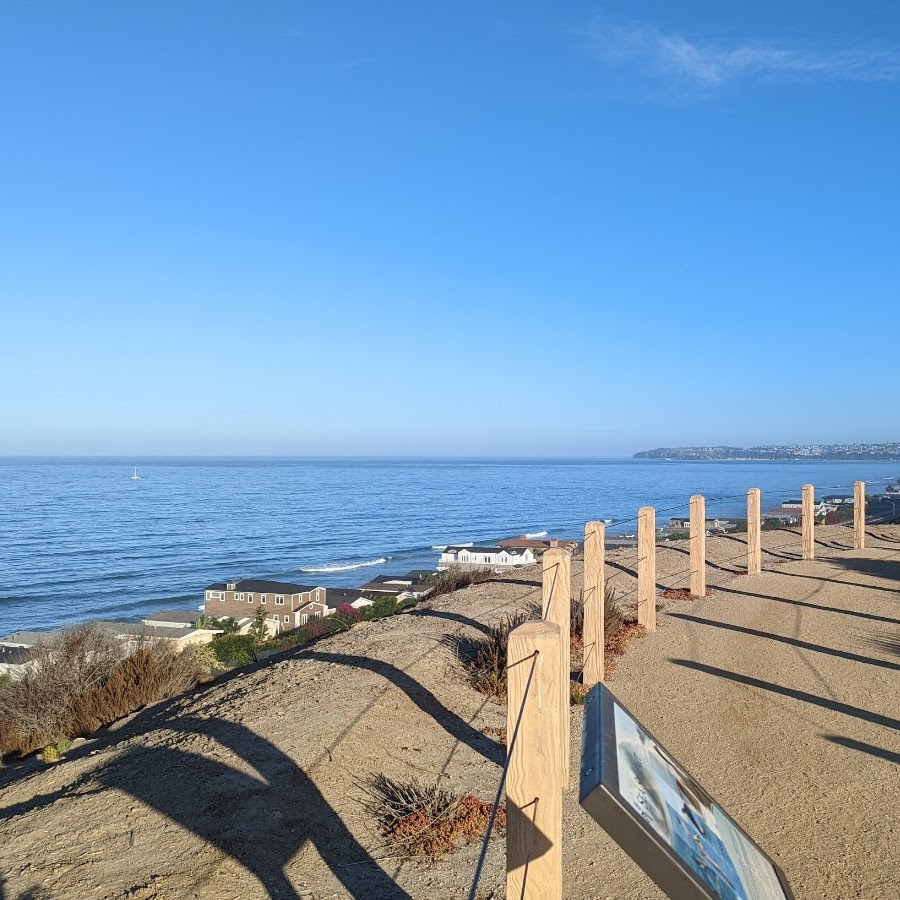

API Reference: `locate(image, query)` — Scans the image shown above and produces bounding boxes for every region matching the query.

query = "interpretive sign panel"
[580,684,794,900]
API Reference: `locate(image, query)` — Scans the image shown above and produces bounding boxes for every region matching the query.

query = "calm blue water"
[1,457,898,635]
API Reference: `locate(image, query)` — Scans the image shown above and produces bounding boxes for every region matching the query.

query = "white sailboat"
[131,466,141,480]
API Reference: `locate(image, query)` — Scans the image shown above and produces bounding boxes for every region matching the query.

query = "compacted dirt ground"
[1,524,899,899]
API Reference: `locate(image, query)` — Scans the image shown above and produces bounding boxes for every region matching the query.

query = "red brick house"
[204,579,328,633]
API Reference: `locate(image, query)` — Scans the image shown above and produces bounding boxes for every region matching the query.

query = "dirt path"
[1,525,898,899]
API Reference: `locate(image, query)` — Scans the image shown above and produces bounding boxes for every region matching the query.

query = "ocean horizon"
[2,456,898,635]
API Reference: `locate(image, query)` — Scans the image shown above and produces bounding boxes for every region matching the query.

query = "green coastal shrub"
[210,634,259,665]
[360,595,400,621]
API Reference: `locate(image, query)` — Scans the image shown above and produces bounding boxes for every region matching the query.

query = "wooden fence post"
[690,495,706,598]
[638,506,656,631]
[507,621,563,900]
[747,487,762,576]
[583,521,605,688]
[542,547,571,786]
[854,481,866,550]
[802,483,815,561]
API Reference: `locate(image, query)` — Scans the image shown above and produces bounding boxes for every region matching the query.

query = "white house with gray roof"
[437,545,535,571]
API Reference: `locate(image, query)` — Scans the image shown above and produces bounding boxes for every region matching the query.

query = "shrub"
[360,595,400,621]
[332,604,361,628]
[41,744,61,764]
[210,634,259,666]
[460,612,530,699]
[197,615,239,634]
[426,566,493,599]
[361,773,503,859]
[571,584,623,645]
[0,624,205,758]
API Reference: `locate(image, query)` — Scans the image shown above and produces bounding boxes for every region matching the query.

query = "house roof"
[498,537,578,550]
[142,610,197,626]
[0,630,55,648]
[445,546,529,556]
[206,579,319,595]
[404,570,436,581]
[327,588,370,605]
[0,645,35,664]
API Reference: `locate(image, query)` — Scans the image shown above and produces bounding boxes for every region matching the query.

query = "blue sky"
[1,1,897,456]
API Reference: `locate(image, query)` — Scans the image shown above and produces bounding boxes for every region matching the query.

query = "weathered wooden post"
[542,547,571,786]
[637,506,656,631]
[583,521,605,688]
[690,495,706,598]
[802,483,815,561]
[507,621,564,900]
[747,488,762,576]
[854,481,866,550]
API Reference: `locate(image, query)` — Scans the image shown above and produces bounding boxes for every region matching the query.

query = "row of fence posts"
[503,481,868,898]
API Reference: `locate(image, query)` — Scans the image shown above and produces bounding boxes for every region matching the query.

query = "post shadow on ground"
[758,567,900,597]
[668,612,900,673]
[406,607,492,636]
[95,716,412,900]
[487,577,542,588]
[828,557,900,584]
[658,544,748,575]
[305,651,503,765]
[711,583,900,626]
[670,659,900,732]
[824,734,900,765]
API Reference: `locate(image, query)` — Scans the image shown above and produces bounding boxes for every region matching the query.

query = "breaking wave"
[300,557,388,573]
[525,531,548,538]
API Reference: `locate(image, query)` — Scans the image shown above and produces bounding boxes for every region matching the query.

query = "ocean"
[1,457,898,635]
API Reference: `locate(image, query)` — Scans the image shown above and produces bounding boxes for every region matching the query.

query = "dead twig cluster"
[361,774,503,859]
[0,623,205,758]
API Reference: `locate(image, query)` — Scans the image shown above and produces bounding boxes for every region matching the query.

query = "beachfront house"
[204,579,329,635]
[497,536,578,554]
[437,545,535,570]
[358,572,433,600]
[667,517,739,533]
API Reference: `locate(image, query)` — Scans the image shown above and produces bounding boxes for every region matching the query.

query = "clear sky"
[1,2,897,456]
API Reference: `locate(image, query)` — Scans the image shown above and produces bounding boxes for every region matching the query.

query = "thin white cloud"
[589,22,900,91]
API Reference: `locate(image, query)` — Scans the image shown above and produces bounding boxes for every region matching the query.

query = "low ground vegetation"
[361,773,503,859]
[459,611,530,699]
[0,624,206,759]
[427,566,493,599]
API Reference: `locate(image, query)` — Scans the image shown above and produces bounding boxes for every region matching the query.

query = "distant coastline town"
[4,485,899,679]
[634,443,900,461]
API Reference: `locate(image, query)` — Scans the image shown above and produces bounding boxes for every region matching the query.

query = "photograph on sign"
[581,685,793,900]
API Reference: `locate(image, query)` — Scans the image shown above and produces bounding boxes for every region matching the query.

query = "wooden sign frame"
[580,684,794,900]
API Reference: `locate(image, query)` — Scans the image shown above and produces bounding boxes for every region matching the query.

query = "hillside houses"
[203,579,330,634]
[437,545,536,570]
[498,536,579,553]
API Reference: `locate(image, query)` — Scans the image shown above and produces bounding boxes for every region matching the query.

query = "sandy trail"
[1,525,898,899]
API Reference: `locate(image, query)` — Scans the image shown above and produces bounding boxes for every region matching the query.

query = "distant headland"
[634,443,900,461]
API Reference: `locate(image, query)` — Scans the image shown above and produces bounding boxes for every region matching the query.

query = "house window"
[235,593,244,601]
[247,594,254,604]
[207,591,221,600]
[261,595,267,604]
[275,596,285,605]
[313,611,321,620]
[301,614,308,625]
[283,615,289,623]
